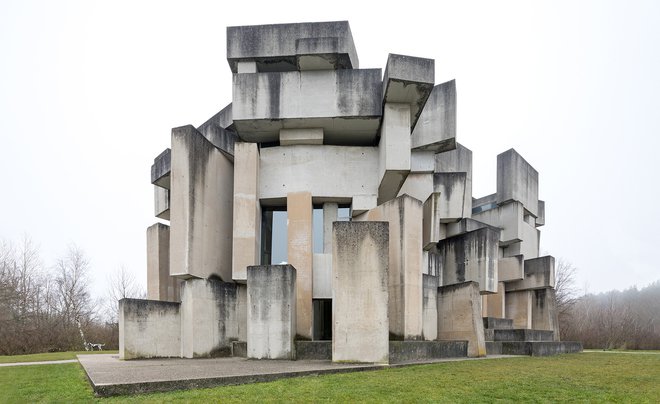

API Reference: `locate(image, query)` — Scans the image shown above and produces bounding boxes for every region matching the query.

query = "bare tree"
[554,258,580,339]
[104,264,145,323]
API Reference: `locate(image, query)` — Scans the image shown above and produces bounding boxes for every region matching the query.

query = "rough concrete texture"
[483,282,506,318]
[356,195,423,340]
[532,288,560,340]
[506,256,555,292]
[151,148,171,188]
[437,281,486,357]
[232,142,261,282]
[378,103,411,204]
[247,265,297,359]
[351,194,378,217]
[493,329,554,342]
[445,218,498,238]
[119,298,181,359]
[433,172,470,222]
[505,290,532,329]
[388,341,468,363]
[496,149,539,217]
[232,69,382,143]
[437,227,499,294]
[382,54,435,130]
[332,221,389,363]
[295,341,332,360]
[412,80,456,152]
[180,278,245,358]
[422,274,438,341]
[226,21,359,73]
[498,255,525,282]
[146,223,180,302]
[502,221,540,260]
[170,125,234,281]
[486,341,582,356]
[287,192,313,340]
[482,317,513,330]
[259,145,378,203]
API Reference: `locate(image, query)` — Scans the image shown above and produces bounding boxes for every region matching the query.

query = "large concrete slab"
[119,299,181,359]
[496,149,539,217]
[532,288,560,340]
[506,256,555,292]
[437,281,486,357]
[411,80,456,152]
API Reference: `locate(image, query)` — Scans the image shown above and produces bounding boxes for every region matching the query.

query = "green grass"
[0,352,658,403]
[0,350,118,364]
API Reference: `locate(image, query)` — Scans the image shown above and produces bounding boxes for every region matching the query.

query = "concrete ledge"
[486,341,583,356]
[493,329,555,342]
[295,341,332,360]
[388,341,468,363]
[483,317,513,330]
[151,148,171,188]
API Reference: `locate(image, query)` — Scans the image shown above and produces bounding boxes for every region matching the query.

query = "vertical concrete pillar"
[147,223,180,302]
[247,265,296,359]
[322,202,338,254]
[287,191,313,340]
[506,290,533,329]
[378,103,411,204]
[484,281,506,318]
[437,282,486,357]
[232,142,261,282]
[422,274,438,341]
[332,221,389,364]
[532,288,560,341]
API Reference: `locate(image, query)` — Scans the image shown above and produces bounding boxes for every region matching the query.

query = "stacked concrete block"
[411,80,457,152]
[119,299,181,359]
[146,223,180,302]
[422,274,439,341]
[437,282,486,357]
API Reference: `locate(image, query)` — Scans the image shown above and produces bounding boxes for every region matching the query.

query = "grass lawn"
[0,352,658,403]
[0,350,119,364]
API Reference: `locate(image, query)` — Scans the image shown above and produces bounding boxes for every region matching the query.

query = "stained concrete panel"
[411,80,456,152]
[433,172,469,222]
[332,221,389,363]
[437,227,499,293]
[247,265,297,359]
[532,288,560,341]
[502,221,540,259]
[471,201,524,245]
[151,148,171,189]
[410,151,435,173]
[498,255,524,282]
[496,149,539,217]
[195,108,237,160]
[445,218,499,238]
[378,103,411,204]
[119,299,181,359]
[287,192,313,339]
[147,223,180,302]
[437,282,486,357]
[356,195,423,340]
[170,125,234,280]
[506,256,555,292]
[422,274,439,341]
[180,279,245,358]
[232,142,261,283]
[505,290,532,329]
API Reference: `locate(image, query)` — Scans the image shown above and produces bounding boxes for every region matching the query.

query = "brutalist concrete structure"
[121,21,581,363]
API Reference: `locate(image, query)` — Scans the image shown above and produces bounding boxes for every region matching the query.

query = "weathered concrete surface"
[295,341,332,360]
[506,256,555,292]
[232,142,261,282]
[422,192,443,250]
[437,227,499,294]
[445,218,498,238]
[471,201,524,245]
[483,282,506,318]
[502,220,540,259]
[378,103,411,204]
[226,21,359,73]
[151,148,171,189]
[433,172,470,222]
[435,143,472,216]
[532,288,560,341]
[170,125,233,280]
[412,80,456,152]
[322,203,338,253]
[505,290,532,329]
[482,317,513,330]
[287,192,313,340]
[493,329,554,342]
[232,69,382,143]
[279,128,324,145]
[147,223,180,302]
[356,195,423,340]
[332,221,389,363]
[536,200,545,227]
[196,103,237,159]
[497,149,539,217]
[154,186,170,220]
[437,282,486,357]
[388,341,468,363]
[247,265,297,359]
[397,172,433,204]
[180,279,245,358]
[119,298,181,359]
[351,194,377,217]
[498,255,524,282]
[486,341,582,356]
[422,274,438,341]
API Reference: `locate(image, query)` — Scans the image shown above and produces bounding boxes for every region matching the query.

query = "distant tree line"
[0,236,143,355]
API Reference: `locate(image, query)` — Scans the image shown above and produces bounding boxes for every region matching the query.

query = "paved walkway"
[0,359,78,367]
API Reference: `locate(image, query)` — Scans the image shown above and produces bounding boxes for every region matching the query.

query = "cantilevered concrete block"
[496,149,539,217]
[433,172,470,222]
[279,128,324,145]
[382,54,435,130]
[532,288,560,341]
[232,69,382,143]
[410,151,435,173]
[411,80,456,152]
[445,218,499,238]
[472,193,497,214]
[498,255,524,282]
[287,191,313,340]
[483,282,506,318]
[472,201,525,245]
[154,186,170,220]
[197,103,234,132]
[332,221,389,363]
[170,125,234,280]
[247,265,297,359]
[151,148,171,189]
[356,195,423,340]
[437,227,499,293]
[232,142,261,283]
[378,103,411,204]
[147,223,180,302]
[226,21,359,72]
[422,274,438,341]
[180,279,245,358]
[502,220,540,259]
[119,299,181,359]
[437,282,486,357]
[506,256,555,292]
[505,290,532,329]
[536,200,545,227]
[397,173,433,205]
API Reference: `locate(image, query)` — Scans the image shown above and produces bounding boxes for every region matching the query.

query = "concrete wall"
[411,80,456,152]
[247,265,296,359]
[505,290,532,329]
[435,142,472,216]
[506,256,555,292]
[496,149,539,217]
[287,192,313,339]
[147,223,180,302]
[498,255,524,282]
[378,103,411,204]
[332,221,389,363]
[232,142,261,282]
[422,274,438,341]
[472,201,524,245]
[356,195,423,340]
[170,125,234,280]
[433,172,469,222]
[119,298,181,359]
[180,278,245,358]
[437,282,486,357]
[532,288,560,341]
[483,282,506,318]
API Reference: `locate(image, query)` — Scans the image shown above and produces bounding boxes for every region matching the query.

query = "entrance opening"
[313,299,332,340]
[261,208,288,265]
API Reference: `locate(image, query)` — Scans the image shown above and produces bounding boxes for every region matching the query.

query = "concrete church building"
[120,21,581,363]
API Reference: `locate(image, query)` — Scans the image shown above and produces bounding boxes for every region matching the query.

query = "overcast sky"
[1,0,658,299]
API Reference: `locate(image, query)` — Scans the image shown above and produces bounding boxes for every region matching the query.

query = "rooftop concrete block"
[378,103,411,204]
[435,142,472,174]
[506,256,555,292]
[151,148,171,189]
[198,103,234,132]
[472,193,497,214]
[497,149,539,217]
[226,21,359,73]
[411,80,457,152]
[232,69,382,143]
[382,54,435,130]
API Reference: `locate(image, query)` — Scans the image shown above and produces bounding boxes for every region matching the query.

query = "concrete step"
[295,341,332,360]
[487,341,583,356]
[231,341,247,357]
[492,329,555,342]
[483,317,514,330]
[294,340,469,362]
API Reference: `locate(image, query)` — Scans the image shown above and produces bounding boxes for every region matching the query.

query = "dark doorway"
[313,299,332,340]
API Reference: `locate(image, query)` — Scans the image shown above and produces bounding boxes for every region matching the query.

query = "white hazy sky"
[1,0,658,299]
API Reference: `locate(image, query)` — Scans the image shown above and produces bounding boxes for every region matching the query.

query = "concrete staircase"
[483,317,582,356]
